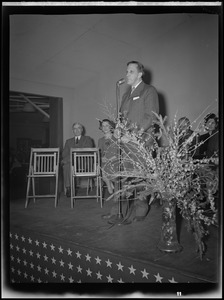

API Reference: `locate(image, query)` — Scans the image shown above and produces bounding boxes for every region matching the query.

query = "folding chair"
[25,148,60,208]
[70,148,103,208]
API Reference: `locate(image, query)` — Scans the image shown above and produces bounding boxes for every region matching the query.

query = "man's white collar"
[132,80,142,90]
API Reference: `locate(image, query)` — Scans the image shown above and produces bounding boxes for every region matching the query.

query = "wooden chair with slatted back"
[70,148,103,208]
[25,148,60,208]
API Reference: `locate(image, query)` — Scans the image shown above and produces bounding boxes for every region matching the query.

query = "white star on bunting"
[44,268,49,275]
[116,262,124,271]
[43,254,48,261]
[50,244,55,251]
[37,265,41,272]
[86,268,92,277]
[168,277,178,283]
[68,276,74,283]
[23,260,28,266]
[36,252,41,259]
[141,268,149,279]
[77,265,82,273]
[106,274,113,283]
[67,248,72,256]
[58,246,64,253]
[59,259,65,267]
[21,236,26,242]
[105,259,112,268]
[96,271,103,280]
[42,242,47,248]
[128,265,136,275]
[15,234,19,240]
[95,256,101,264]
[60,273,65,281]
[154,273,163,283]
[68,262,73,270]
[34,239,39,246]
[117,278,124,283]
[17,257,21,264]
[85,253,91,262]
[28,237,32,244]
[30,262,34,269]
[76,251,81,259]
[52,270,57,278]
[51,257,56,264]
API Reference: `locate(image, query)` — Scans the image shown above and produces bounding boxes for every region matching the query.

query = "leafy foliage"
[101,112,219,259]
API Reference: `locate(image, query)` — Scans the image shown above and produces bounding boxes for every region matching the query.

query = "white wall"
[142,14,219,128]
[71,13,219,143]
[10,14,219,147]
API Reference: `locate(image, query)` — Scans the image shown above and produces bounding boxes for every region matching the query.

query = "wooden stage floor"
[6,186,222,296]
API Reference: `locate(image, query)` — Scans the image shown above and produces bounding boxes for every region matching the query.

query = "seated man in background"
[62,122,94,197]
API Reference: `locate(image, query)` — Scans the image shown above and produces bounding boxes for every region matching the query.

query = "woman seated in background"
[98,119,118,195]
[197,114,219,210]
[198,113,219,159]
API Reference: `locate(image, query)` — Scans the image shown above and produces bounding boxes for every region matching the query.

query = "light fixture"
[23,103,36,112]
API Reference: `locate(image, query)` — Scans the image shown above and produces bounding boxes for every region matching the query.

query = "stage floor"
[8,185,221,286]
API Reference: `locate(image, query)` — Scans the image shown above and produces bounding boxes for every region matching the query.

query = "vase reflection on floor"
[157,198,183,253]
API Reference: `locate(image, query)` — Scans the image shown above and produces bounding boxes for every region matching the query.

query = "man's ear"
[138,72,143,80]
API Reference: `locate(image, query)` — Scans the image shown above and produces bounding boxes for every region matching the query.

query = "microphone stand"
[108,81,131,225]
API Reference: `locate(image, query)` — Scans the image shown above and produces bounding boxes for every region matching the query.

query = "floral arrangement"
[100,107,219,259]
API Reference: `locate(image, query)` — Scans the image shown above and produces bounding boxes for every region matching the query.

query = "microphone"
[117,78,125,85]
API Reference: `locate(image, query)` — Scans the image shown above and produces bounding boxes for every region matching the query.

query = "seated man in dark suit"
[62,122,94,197]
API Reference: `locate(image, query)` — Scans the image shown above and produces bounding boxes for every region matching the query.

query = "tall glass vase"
[157,198,183,253]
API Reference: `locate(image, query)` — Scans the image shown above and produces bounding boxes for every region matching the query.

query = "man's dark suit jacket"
[62,136,94,164]
[120,81,159,133]
[62,135,94,187]
[109,81,159,217]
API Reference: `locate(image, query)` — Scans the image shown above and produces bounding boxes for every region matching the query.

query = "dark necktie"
[75,137,79,144]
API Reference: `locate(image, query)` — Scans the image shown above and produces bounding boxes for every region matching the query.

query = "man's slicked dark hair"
[127,61,145,76]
